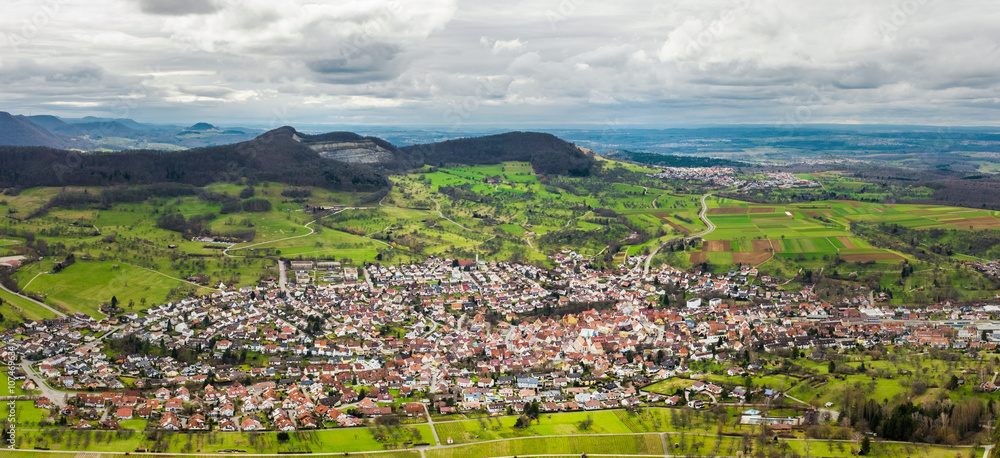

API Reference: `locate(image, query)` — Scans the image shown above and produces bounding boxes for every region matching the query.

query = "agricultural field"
[675,195,1000,303]
[0,182,388,318]
[16,426,435,454]
[380,160,707,267]
[2,159,1000,318]
[425,433,665,458]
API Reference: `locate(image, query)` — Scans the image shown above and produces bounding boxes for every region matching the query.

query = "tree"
[110,296,119,309]
[276,432,289,442]
[828,360,836,373]
[860,436,871,455]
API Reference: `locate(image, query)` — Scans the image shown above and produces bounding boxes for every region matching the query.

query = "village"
[4,254,1000,437]
[649,167,818,191]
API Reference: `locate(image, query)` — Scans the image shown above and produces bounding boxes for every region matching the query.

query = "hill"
[0,126,389,192]
[401,131,595,176]
[185,122,218,131]
[0,112,81,149]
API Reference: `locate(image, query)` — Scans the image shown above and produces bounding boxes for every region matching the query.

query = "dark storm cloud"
[306,41,408,84]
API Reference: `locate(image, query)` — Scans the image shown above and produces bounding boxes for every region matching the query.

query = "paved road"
[643,193,715,275]
[19,361,67,407]
[0,281,67,318]
[277,259,289,293]
[423,404,441,446]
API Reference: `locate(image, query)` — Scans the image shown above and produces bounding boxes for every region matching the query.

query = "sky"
[2,0,1000,129]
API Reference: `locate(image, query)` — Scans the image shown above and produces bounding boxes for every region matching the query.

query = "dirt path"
[434,200,471,232]
[224,210,346,258]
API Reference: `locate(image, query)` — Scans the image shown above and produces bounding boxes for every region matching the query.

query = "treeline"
[156,212,255,241]
[870,223,1000,259]
[838,386,992,444]
[280,187,312,198]
[401,132,595,176]
[606,150,748,168]
[438,185,494,204]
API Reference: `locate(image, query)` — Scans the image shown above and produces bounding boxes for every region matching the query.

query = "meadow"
[1,159,999,320]
[17,425,436,454]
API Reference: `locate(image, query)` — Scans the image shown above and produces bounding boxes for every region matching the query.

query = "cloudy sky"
[2,0,999,128]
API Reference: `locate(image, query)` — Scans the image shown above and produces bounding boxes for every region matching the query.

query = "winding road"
[0,281,67,318]
[643,192,715,275]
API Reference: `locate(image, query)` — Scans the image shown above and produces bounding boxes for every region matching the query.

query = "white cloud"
[1,0,999,126]
[491,38,526,55]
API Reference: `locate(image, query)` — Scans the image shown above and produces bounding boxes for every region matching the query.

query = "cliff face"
[295,135,396,163]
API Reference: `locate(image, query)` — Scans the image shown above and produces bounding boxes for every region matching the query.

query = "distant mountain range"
[0,124,595,192]
[0,111,263,150]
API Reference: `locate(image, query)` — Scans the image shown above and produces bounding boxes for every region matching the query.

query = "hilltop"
[0,112,86,149]
[401,131,595,176]
[0,126,595,192]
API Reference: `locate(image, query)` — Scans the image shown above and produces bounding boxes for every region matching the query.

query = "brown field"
[836,236,857,249]
[748,207,775,213]
[767,239,783,253]
[752,239,776,253]
[840,252,903,262]
[689,251,707,264]
[663,219,691,234]
[704,240,731,252]
[733,251,772,265]
[941,216,1000,230]
[708,207,747,215]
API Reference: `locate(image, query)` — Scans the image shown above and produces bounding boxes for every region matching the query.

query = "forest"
[400,131,596,176]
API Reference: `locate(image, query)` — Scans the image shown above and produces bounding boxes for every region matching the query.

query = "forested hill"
[0,128,597,191]
[400,131,596,176]
[0,126,390,192]
[0,111,87,149]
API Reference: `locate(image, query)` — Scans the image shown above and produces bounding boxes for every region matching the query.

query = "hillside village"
[4,255,1000,434]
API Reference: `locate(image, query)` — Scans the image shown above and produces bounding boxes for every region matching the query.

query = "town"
[6,253,1000,443]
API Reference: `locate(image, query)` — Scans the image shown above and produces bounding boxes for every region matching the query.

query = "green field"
[17,425,436,454]
[426,433,664,458]
[15,260,216,318]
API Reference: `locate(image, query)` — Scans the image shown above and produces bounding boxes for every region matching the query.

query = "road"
[421,319,439,339]
[643,193,715,275]
[15,324,123,408]
[423,404,442,446]
[362,266,374,288]
[20,361,67,407]
[0,280,67,318]
[223,208,378,258]
[277,260,289,293]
